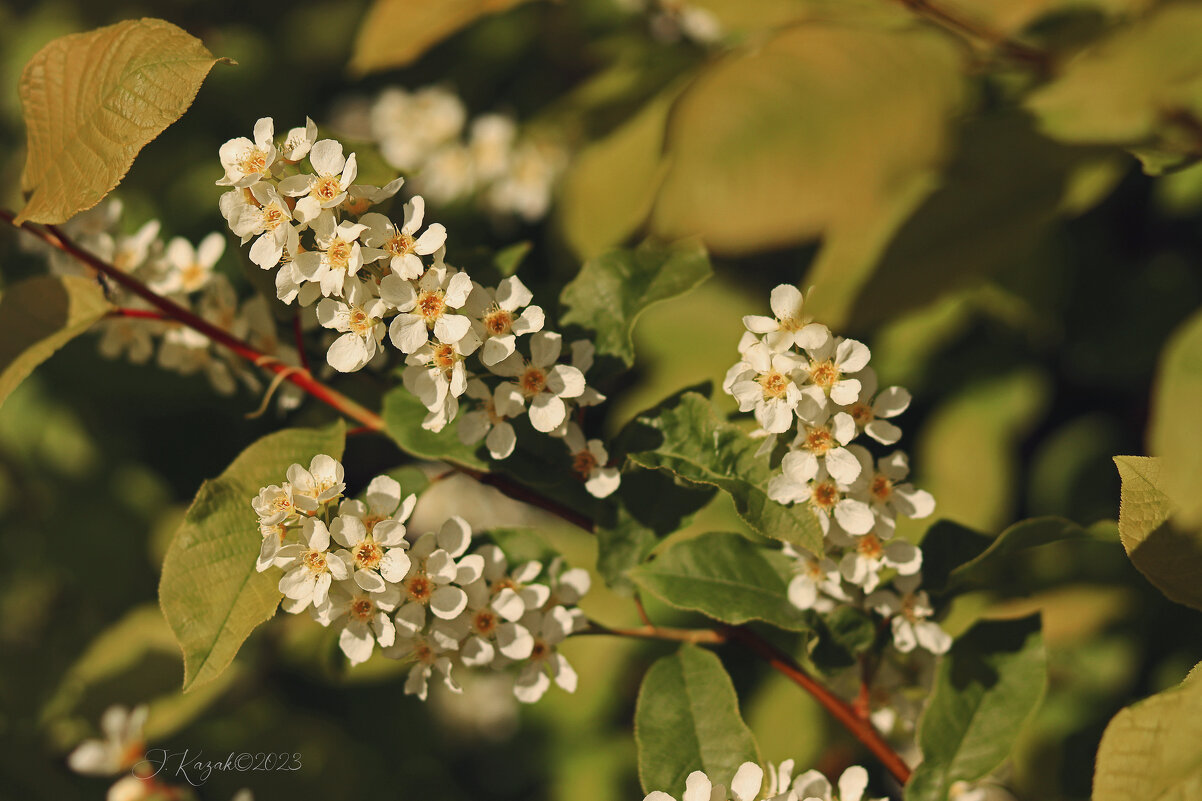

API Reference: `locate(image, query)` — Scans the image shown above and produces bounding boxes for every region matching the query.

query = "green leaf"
[159,421,346,691]
[0,275,111,409]
[906,616,1047,801]
[630,531,815,632]
[350,0,540,75]
[649,22,965,255]
[627,392,824,553]
[924,516,1105,595]
[493,241,532,277]
[1149,309,1202,528]
[381,387,489,471]
[1114,455,1202,612]
[1026,4,1202,169]
[635,645,761,795]
[16,18,227,225]
[557,87,676,259]
[559,241,712,370]
[1092,661,1202,801]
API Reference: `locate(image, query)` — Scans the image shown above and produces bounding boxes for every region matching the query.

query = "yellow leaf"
[350,0,539,76]
[16,18,226,225]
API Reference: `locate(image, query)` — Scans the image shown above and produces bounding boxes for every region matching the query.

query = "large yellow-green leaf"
[159,421,345,691]
[16,18,226,225]
[1093,661,1202,801]
[635,645,760,796]
[1114,455,1202,612]
[1025,4,1202,169]
[650,22,965,255]
[1149,309,1202,528]
[0,275,111,409]
[350,0,539,75]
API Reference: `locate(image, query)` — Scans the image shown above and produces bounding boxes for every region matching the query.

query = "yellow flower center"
[417,289,446,322]
[483,308,513,337]
[757,370,791,399]
[520,366,547,396]
[353,539,383,570]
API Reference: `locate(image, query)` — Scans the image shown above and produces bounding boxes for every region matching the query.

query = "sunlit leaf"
[1114,455,1202,612]
[381,387,489,472]
[350,0,540,75]
[0,275,111,409]
[635,645,760,795]
[16,18,226,225]
[1149,309,1202,528]
[159,421,345,691]
[1092,661,1202,801]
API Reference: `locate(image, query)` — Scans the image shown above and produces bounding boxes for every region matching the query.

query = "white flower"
[278,139,359,224]
[801,337,871,408]
[152,232,225,295]
[331,511,411,593]
[67,705,147,776]
[727,342,806,434]
[394,517,474,631]
[256,519,291,573]
[96,314,158,364]
[230,182,299,271]
[294,219,369,298]
[644,763,765,801]
[465,276,546,366]
[316,279,388,372]
[217,117,276,187]
[418,143,477,204]
[384,623,462,700]
[93,219,161,274]
[544,557,591,608]
[867,574,951,655]
[361,197,447,279]
[157,326,236,395]
[742,285,830,353]
[477,544,551,620]
[791,765,884,801]
[343,176,406,216]
[485,139,565,222]
[318,582,400,666]
[768,463,874,536]
[489,332,586,433]
[513,605,578,703]
[469,114,516,182]
[458,579,535,667]
[338,474,418,535]
[372,85,467,171]
[563,423,620,498]
[836,526,922,593]
[458,379,525,459]
[861,450,935,522]
[286,454,346,512]
[252,483,297,526]
[786,407,862,486]
[276,518,349,609]
[281,117,318,162]
[844,368,910,445]
[784,547,844,611]
[570,339,606,407]
[382,264,474,352]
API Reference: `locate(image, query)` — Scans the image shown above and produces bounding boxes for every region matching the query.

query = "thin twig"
[580,622,727,645]
[891,0,1051,72]
[108,307,173,321]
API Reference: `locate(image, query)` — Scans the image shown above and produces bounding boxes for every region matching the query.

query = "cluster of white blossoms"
[724,285,949,657]
[218,118,616,495]
[645,761,884,801]
[67,704,252,801]
[361,85,567,221]
[252,455,592,703]
[27,198,302,407]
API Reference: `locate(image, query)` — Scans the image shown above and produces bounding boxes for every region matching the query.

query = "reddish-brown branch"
[109,307,173,321]
[292,312,312,373]
[581,623,727,645]
[724,627,911,785]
